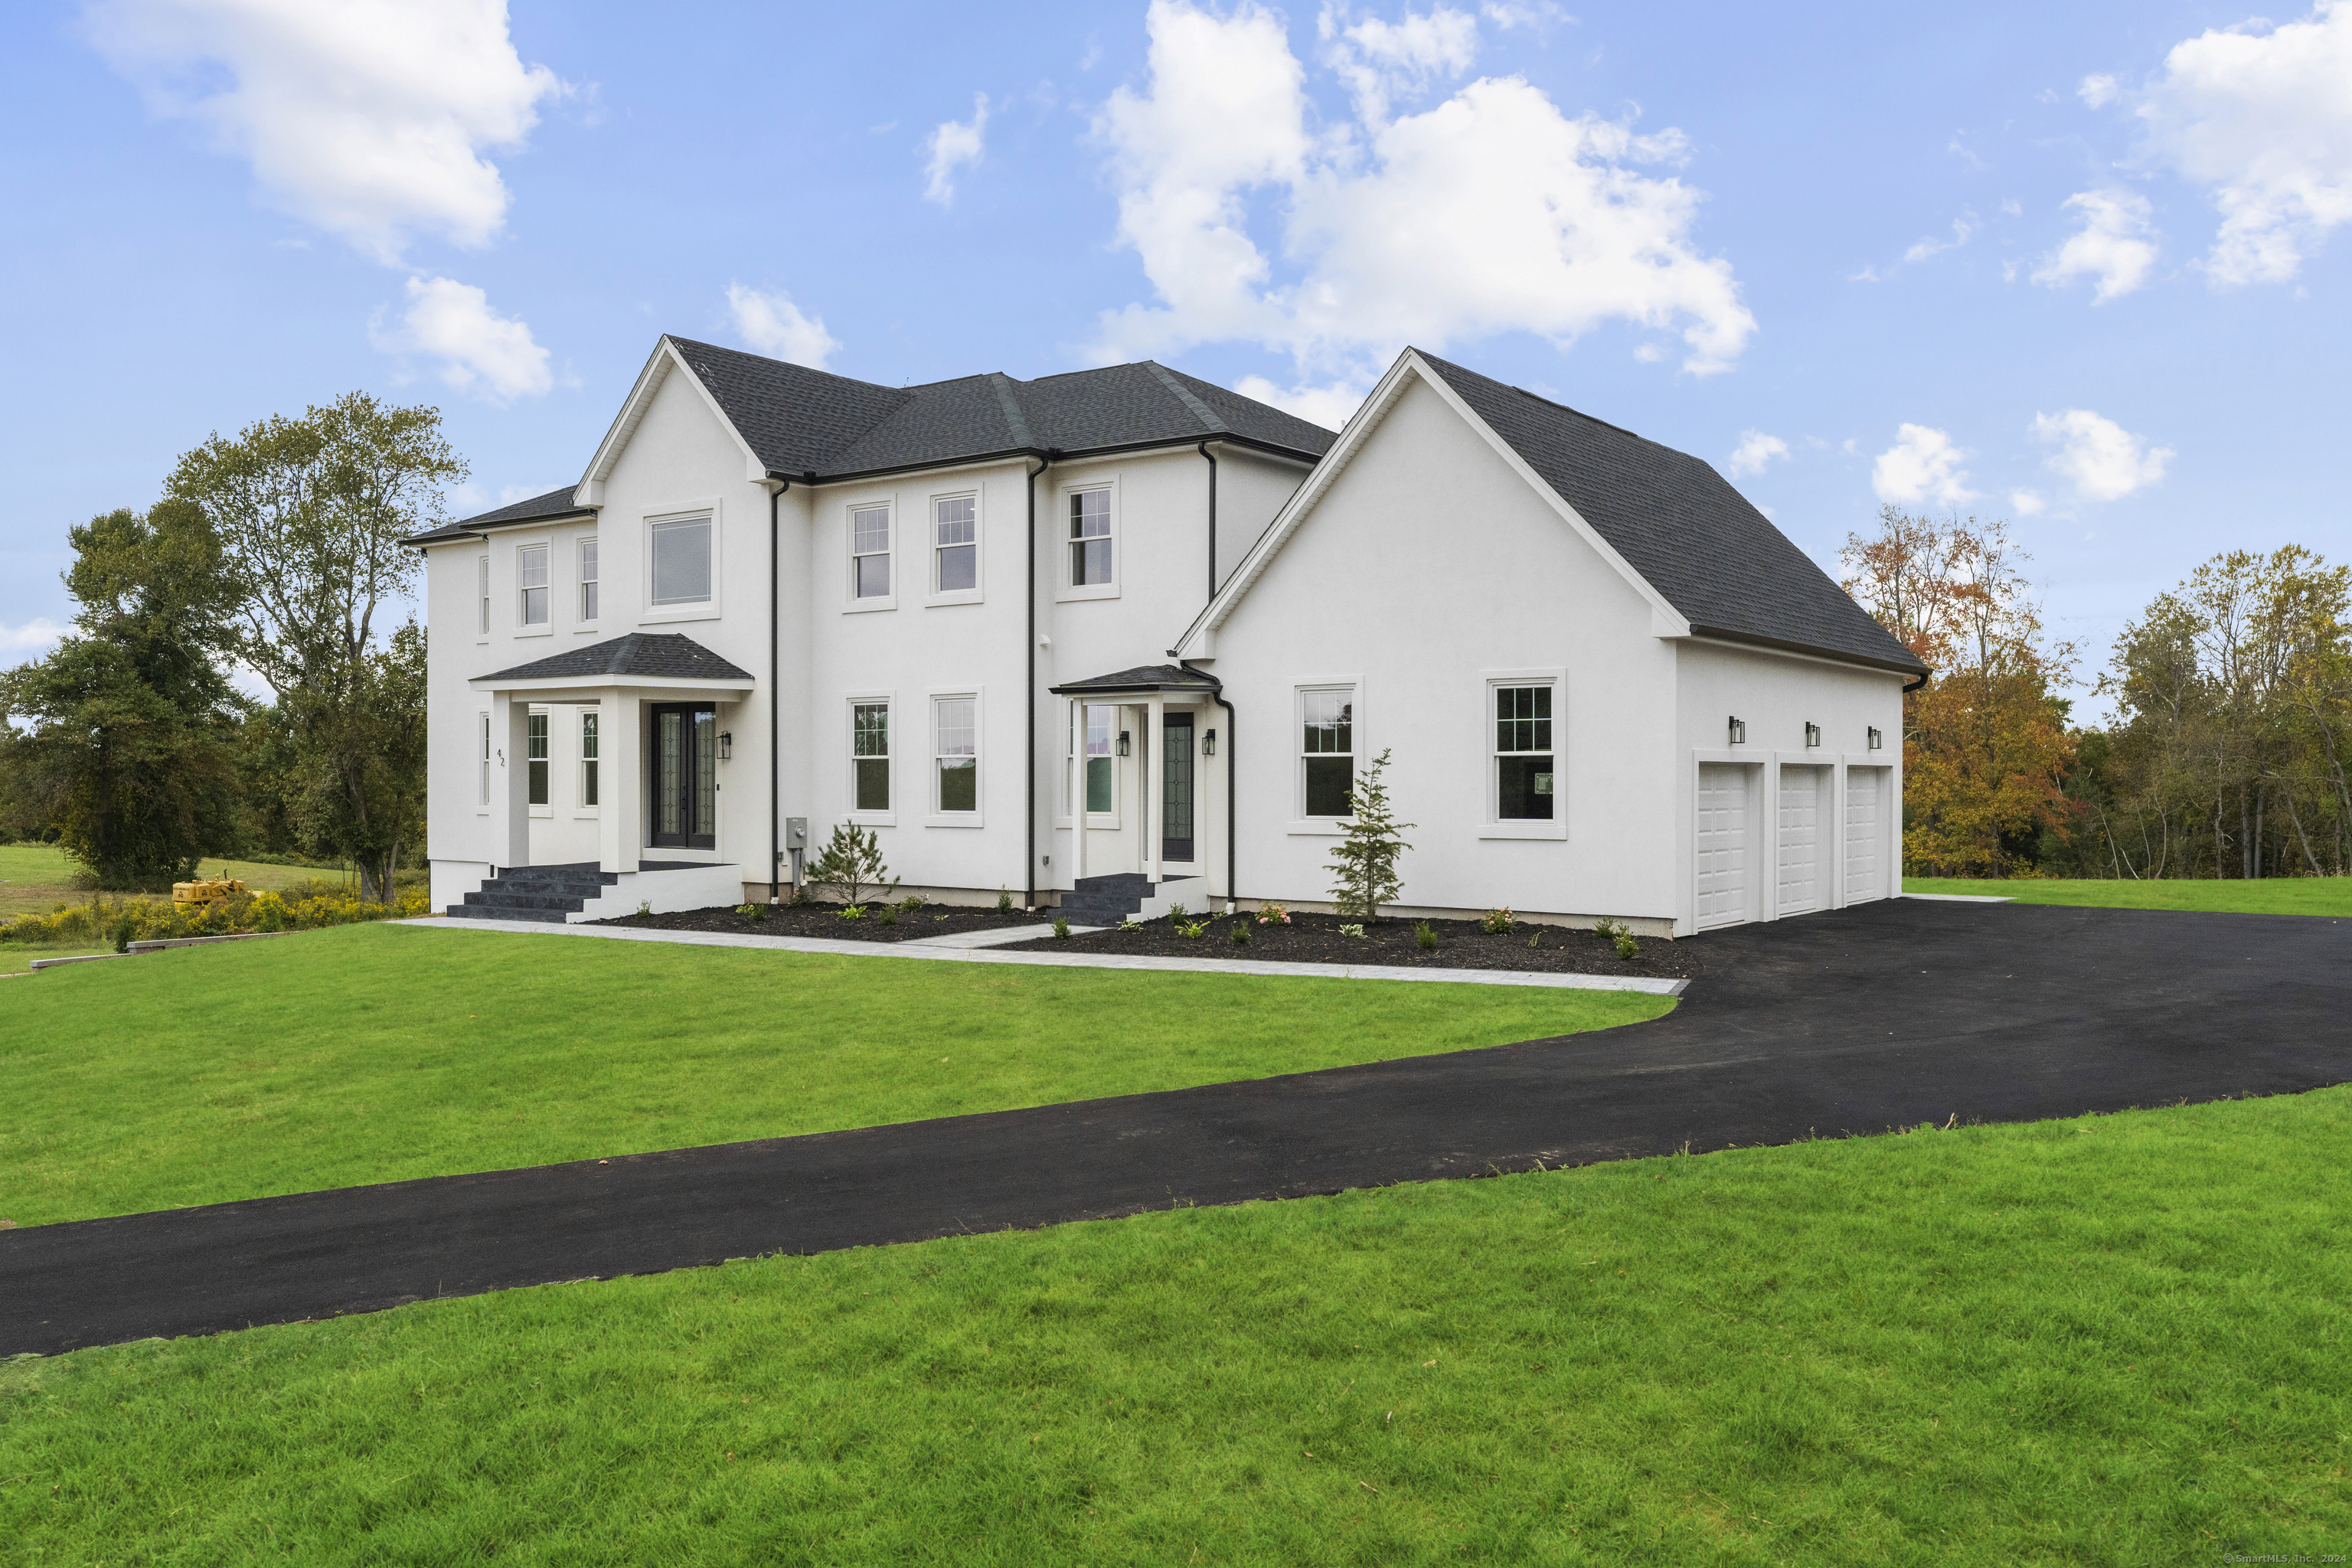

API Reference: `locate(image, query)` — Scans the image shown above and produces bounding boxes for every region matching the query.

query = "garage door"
[1777,764,1824,915]
[1844,766,1886,903]
[1695,763,1750,929]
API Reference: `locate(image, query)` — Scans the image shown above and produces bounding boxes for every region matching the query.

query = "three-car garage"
[1694,758,1894,932]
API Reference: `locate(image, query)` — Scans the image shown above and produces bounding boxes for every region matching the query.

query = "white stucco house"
[410,338,1925,937]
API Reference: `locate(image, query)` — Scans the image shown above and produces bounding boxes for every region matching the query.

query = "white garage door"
[1845,766,1886,903]
[1777,764,1824,915]
[1695,763,1750,929]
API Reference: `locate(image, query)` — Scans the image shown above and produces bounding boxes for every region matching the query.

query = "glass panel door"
[1162,713,1194,863]
[649,704,717,850]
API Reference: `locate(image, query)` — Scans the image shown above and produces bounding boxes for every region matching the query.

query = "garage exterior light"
[1727,715,1746,745]
[1868,726,1883,751]
[1805,722,1821,748]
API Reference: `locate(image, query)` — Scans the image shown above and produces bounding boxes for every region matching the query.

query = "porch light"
[1727,716,1746,745]
[1202,728,1217,756]
[718,731,733,760]
[1805,722,1821,748]
[1868,726,1883,751]
[1116,730,1132,757]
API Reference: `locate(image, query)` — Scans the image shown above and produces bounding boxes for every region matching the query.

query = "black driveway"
[6,899,2348,1356]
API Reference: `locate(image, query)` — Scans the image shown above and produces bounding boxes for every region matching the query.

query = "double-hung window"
[578,537,599,622]
[477,555,491,635]
[1069,490,1112,586]
[1085,704,1115,814]
[934,497,976,594]
[518,544,550,627]
[526,711,549,805]
[1301,689,1354,818]
[934,697,978,813]
[580,710,600,807]
[478,712,491,805]
[1494,685,1554,819]
[851,505,891,599]
[650,514,713,607]
[853,701,890,811]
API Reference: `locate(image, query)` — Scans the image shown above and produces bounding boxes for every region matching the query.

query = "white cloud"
[1903,211,1979,263]
[0,618,69,656]
[1234,374,1367,429]
[2010,488,2047,515]
[1091,0,1753,380]
[923,93,990,206]
[2031,188,2160,302]
[87,0,564,265]
[1319,3,1478,124]
[2031,408,2174,500]
[371,275,551,402]
[2098,2,2352,285]
[1479,0,1570,31]
[1725,429,1788,476]
[725,282,841,369]
[1870,424,1975,506]
[2079,73,2121,109]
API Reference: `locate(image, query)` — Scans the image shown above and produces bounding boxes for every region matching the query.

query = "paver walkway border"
[397,915,1689,995]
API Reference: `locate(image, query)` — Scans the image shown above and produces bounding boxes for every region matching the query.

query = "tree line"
[0,394,459,901]
[1844,506,2352,880]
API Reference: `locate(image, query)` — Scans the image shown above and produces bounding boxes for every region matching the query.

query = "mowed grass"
[0,842,361,919]
[0,923,1670,1227]
[1903,874,2352,916]
[5,1090,2345,1564]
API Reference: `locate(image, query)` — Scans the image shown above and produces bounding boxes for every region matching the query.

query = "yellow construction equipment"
[172,877,248,909]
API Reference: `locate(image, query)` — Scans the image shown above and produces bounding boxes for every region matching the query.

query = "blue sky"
[5,0,2348,718]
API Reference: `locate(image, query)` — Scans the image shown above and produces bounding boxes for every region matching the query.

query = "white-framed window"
[477,555,490,637]
[1085,704,1116,815]
[580,710,600,808]
[578,537,599,622]
[527,710,550,807]
[1069,488,1112,586]
[851,504,892,600]
[478,711,491,805]
[933,694,978,815]
[518,544,550,628]
[649,514,714,607]
[1300,688,1355,818]
[1494,684,1554,821]
[933,494,978,596]
[851,700,891,813]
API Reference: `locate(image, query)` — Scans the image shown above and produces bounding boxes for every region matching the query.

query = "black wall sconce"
[718,731,733,760]
[1202,728,1217,756]
[1868,726,1883,751]
[1116,730,1132,757]
[1727,715,1746,745]
[1805,722,1821,748]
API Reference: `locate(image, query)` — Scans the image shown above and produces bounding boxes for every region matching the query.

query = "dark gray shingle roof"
[407,485,590,545]
[479,633,754,684]
[1049,663,1222,695]
[1415,352,1926,675]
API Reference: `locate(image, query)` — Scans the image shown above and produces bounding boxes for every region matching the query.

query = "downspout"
[1025,452,1051,911]
[1181,658,1235,910]
[767,478,789,903]
[1197,439,1219,599]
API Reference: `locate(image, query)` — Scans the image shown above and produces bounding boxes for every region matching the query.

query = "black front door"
[649,704,717,850]
[1162,712,1195,863]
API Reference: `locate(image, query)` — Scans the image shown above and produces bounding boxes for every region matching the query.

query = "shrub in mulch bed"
[591,900,1050,943]
[1042,910,1702,979]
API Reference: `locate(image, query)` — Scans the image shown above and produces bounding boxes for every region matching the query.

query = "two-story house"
[408,338,1925,937]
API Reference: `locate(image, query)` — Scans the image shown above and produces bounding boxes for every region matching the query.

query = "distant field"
[0,844,371,919]
[1904,875,2352,917]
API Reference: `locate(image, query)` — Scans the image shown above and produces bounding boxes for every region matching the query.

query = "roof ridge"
[1141,361,1228,435]
[662,335,906,400]
[987,371,1038,449]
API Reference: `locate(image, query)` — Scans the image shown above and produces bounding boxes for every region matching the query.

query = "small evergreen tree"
[1327,749,1413,923]
[806,822,898,906]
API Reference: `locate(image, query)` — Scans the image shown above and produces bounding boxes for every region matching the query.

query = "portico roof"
[1047,663,1221,697]
[472,632,756,694]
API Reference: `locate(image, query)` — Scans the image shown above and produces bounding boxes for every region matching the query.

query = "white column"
[1070,699,1088,887]
[604,693,642,875]
[490,692,532,871]
[1145,693,1165,884]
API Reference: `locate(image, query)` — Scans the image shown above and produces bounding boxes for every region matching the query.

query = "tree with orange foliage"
[1841,506,2079,876]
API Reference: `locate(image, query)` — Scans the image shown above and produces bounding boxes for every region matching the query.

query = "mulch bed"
[1037,910,1704,980]
[591,900,1050,944]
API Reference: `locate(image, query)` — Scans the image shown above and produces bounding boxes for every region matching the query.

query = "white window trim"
[476,710,492,813]
[577,534,600,631]
[575,707,601,818]
[1478,668,1569,841]
[475,554,491,642]
[923,488,984,608]
[846,691,897,826]
[514,539,554,638]
[1285,677,1361,836]
[1054,477,1121,603]
[842,492,899,614]
[926,688,985,827]
[1077,700,1123,828]
[640,498,724,625]
[527,705,554,815]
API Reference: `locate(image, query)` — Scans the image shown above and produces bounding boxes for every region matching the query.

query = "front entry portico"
[1050,664,1223,916]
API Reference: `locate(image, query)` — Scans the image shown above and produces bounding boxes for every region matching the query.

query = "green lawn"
[0,842,369,919]
[0,923,1670,1227]
[5,1088,2344,1563]
[1903,874,2352,916]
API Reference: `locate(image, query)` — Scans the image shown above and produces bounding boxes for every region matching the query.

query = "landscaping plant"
[1593,916,1640,959]
[1255,902,1291,926]
[1052,916,1070,939]
[1230,923,1250,945]
[1327,749,1413,924]
[1416,920,1439,951]
[996,887,1014,913]
[805,822,897,907]
[1480,906,1515,933]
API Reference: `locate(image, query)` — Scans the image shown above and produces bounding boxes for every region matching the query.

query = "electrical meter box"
[784,817,808,851]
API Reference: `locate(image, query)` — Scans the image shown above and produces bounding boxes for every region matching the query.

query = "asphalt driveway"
[6,897,2347,1356]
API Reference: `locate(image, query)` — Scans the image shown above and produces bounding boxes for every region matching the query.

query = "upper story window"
[1301,688,1354,818]
[1494,684,1554,820]
[852,505,892,599]
[518,544,550,627]
[578,537,599,622]
[650,515,713,606]
[934,696,977,812]
[477,555,490,636]
[1070,490,1112,586]
[934,496,976,593]
[852,701,890,811]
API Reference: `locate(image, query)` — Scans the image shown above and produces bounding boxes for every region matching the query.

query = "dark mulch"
[592,900,1048,943]
[1037,909,1704,979]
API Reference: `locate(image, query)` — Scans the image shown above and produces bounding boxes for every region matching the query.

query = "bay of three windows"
[490,707,599,808]
[849,488,1112,603]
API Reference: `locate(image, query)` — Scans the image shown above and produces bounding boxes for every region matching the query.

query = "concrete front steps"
[1055,872,1212,926]
[445,861,744,924]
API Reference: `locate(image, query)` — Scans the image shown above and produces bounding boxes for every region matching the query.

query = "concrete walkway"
[397,915,1690,995]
